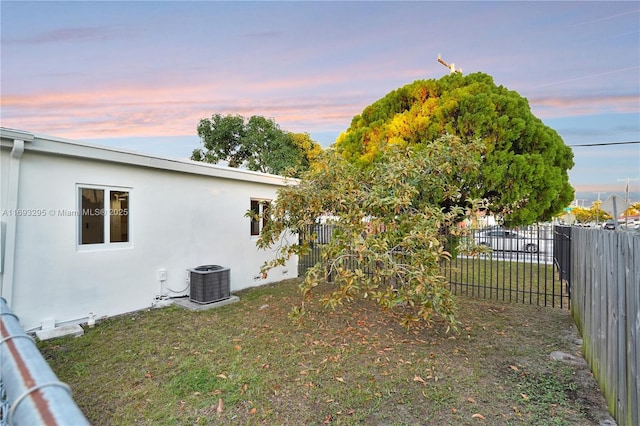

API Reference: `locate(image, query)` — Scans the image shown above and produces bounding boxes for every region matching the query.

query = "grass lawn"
[38,278,609,425]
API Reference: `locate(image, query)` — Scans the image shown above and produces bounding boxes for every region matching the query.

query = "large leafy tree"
[192,114,322,176]
[255,135,486,328]
[335,72,575,225]
[287,131,324,170]
[571,205,611,224]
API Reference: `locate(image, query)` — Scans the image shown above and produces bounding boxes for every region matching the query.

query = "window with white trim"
[250,199,270,236]
[79,186,130,245]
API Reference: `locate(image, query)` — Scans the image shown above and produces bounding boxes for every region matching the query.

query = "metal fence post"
[0,297,90,426]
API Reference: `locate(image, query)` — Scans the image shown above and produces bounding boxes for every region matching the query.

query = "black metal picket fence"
[298,224,571,309]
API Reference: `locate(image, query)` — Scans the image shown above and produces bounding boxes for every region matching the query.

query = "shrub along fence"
[569,226,639,426]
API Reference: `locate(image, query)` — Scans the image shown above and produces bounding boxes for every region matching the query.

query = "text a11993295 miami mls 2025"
[1,208,128,217]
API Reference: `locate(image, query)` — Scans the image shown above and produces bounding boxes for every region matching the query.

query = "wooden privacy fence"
[569,227,640,426]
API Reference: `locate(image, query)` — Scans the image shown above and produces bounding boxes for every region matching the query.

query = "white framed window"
[250,199,271,236]
[78,185,130,247]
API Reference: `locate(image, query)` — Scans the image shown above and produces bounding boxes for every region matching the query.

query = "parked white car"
[474,228,539,253]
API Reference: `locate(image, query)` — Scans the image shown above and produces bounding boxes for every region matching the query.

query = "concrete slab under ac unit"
[172,295,240,312]
[35,324,84,341]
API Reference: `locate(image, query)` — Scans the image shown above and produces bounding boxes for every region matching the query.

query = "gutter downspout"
[2,134,32,308]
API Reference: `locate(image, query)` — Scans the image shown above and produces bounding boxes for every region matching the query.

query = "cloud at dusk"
[531,93,640,118]
[2,1,638,204]
[6,26,118,45]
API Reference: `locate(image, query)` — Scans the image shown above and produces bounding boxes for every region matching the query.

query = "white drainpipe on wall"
[1,129,33,308]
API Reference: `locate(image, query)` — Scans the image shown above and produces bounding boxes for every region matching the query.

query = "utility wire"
[569,141,640,147]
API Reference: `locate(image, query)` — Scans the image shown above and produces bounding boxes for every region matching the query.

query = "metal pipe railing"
[0,297,89,426]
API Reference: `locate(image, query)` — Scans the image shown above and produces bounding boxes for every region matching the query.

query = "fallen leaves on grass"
[413,375,427,385]
[38,279,599,425]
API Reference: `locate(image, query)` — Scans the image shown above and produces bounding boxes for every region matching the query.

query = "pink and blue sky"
[2,1,639,204]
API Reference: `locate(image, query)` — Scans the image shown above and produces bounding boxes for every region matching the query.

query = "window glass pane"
[81,188,104,244]
[250,200,260,236]
[110,191,129,243]
[262,202,270,230]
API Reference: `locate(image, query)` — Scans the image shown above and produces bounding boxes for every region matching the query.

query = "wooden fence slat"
[571,228,639,426]
[626,234,640,426]
[617,234,631,422]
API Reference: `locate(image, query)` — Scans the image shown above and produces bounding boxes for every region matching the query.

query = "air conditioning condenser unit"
[188,265,230,304]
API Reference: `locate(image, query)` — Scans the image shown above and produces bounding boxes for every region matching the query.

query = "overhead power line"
[568,141,640,147]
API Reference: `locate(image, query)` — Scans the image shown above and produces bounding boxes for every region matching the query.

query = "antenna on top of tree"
[437,54,462,74]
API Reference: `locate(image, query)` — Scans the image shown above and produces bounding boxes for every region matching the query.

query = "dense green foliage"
[335,72,575,225]
[255,136,486,328]
[192,114,322,176]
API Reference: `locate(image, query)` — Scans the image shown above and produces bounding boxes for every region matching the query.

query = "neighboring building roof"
[0,127,294,187]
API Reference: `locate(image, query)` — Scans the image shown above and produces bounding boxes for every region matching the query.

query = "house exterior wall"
[0,143,9,272]
[0,129,297,331]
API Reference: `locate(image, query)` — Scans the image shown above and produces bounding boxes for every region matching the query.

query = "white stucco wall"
[0,129,297,331]
[0,143,9,273]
